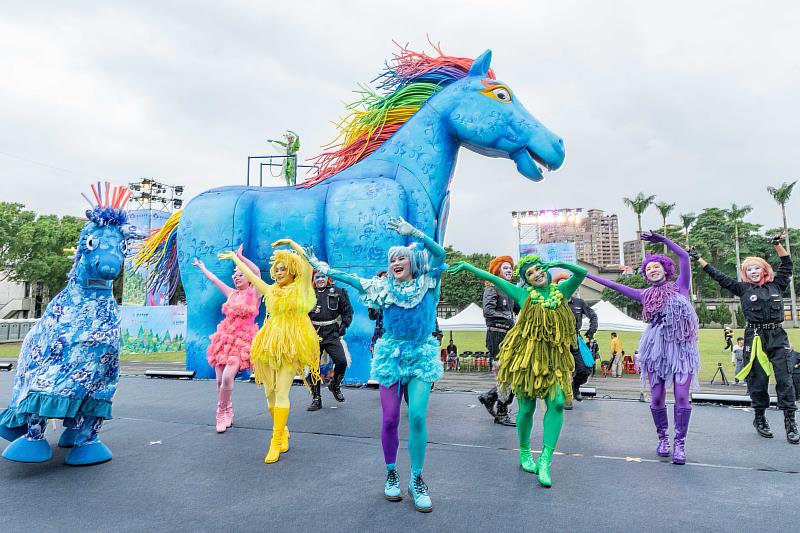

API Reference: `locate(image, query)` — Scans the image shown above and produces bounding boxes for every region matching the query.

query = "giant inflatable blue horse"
[142,47,565,382]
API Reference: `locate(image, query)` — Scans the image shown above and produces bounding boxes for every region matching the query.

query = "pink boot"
[216,387,232,433]
[221,387,234,428]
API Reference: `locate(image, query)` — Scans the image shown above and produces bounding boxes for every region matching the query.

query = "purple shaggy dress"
[638,282,700,388]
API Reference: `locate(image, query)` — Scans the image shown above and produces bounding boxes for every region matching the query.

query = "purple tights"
[380,384,401,464]
[649,371,692,409]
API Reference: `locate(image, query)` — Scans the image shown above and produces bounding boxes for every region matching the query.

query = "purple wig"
[640,253,676,283]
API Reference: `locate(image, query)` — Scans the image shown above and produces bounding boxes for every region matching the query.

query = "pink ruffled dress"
[207,286,260,370]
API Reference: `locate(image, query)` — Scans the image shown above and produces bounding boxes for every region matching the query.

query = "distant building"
[576,260,626,304]
[623,238,643,269]
[0,276,46,319]
[535,209,621,267]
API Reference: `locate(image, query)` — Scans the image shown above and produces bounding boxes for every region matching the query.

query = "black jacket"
[309,285,353,338]
[703,256,792,324]
[568,296,598,337]
[482,285,517,329]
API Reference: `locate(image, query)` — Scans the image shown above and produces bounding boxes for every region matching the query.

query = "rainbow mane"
[302,43,496,187]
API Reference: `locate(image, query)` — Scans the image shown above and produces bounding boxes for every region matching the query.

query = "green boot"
[519,446,536,473]
[536,445,554,487]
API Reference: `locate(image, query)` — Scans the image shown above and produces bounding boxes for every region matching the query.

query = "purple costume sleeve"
[585,272,644,302]
[662,236,691,297]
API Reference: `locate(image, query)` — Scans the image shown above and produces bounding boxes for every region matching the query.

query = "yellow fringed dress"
[496,296,575,403]
[249,253,321,386]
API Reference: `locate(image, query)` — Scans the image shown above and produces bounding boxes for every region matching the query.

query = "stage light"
[578,386,596,398]
[175,186,184,196]
[691,392,776,406]
[173,199,183,208]
[144,370,196,379]
[0,363,12,371]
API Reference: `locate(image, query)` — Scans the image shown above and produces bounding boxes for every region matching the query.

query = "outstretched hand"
[387,216,415,236]
[236,243,244,256]
[686,247,701,261]
[217,250,236,261]
[771,232,786,246]
[447,261,471,275]
[303,246,320,267]
[271,238,295,249]
[640,230,665,243]
[192,258,205,269]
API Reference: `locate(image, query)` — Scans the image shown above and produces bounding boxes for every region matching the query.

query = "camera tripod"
[710,362,730,386]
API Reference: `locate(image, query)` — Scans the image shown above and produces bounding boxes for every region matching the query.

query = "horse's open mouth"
[512,147,548,181]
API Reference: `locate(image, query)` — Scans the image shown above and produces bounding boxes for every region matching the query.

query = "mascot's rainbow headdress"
[80,181,131,228]
[640,252,676,283]
[304,41,496,186]
[515,254,550,285]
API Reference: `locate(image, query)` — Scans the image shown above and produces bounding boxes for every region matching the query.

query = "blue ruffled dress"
[0,280,120,429]
[360,272,444,387]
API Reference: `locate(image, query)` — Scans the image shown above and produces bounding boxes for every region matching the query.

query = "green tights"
[516,387,565,451]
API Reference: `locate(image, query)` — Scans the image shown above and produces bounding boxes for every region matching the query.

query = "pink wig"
[740,257,774,285]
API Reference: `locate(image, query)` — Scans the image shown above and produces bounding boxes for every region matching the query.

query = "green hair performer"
[448,255,587,487]
[267,130,300,185]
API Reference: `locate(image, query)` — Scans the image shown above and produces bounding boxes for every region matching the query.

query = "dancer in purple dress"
[586,231,699,464]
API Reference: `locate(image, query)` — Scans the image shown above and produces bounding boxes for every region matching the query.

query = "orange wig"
[740,257,775,286]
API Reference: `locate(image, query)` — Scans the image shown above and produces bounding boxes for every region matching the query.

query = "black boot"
[494,402,516,426]
[478,389,498,418]
[784,411,799,445]
[753,411,773,438]
[328,373,345,403]
[573,384,583,402]
[307,384,322,411]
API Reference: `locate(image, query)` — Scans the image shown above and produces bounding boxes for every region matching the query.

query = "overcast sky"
[1,1,799,257]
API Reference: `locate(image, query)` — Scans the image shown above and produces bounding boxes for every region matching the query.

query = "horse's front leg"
[64,416,112,466]
[58,416,81,448]
[1,414,53,463]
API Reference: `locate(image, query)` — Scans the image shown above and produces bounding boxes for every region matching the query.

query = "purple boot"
[672,406,692,465]
[650,407,670,457]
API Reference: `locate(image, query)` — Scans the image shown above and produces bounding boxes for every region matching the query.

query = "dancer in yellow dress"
[218,238,320,463]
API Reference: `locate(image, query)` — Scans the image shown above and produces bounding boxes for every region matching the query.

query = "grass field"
[443,328,800,383]
[2,328,799,382]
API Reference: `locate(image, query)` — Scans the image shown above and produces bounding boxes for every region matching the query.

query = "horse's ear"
[468,50,492,77]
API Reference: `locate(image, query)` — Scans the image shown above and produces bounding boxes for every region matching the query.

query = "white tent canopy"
[582,300,646,332]
[439,303,487,331]
[439,300,646,333]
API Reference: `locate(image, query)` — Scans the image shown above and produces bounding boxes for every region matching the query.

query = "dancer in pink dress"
[193,245,261,433]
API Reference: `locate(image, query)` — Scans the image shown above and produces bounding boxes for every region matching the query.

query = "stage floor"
[0,373,798,532]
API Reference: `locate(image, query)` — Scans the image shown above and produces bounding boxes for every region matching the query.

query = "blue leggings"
[380,378,431,471]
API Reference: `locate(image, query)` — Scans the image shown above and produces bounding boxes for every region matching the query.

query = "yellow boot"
[265,407,289,464]
[269,407,289,453]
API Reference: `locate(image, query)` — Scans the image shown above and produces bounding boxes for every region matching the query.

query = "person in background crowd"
[732,337,745,384]
[610,332,623,378]
[723,326,734,351]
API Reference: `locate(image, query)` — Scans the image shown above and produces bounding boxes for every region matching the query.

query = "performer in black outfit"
[690,233,799,444]
[566,293,598,409]
[307,271,353,411]
[477,256,518,426]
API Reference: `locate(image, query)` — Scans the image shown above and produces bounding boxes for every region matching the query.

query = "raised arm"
[218,251,269,295]
[687,248,744,297]
[298,246,368,293]
[771,233,793,292]
[585,272,644,302]
[546,261,588,299]
[387,217,446,270]
[235,244,261,279]
[192,258,234,298]
[448,261,527,307]
[642,231,690,296]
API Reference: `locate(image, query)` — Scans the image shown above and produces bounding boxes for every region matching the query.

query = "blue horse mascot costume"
[0,183,133,466]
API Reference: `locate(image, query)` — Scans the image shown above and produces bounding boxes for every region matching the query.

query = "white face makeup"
[645,261,666,283]
[525,265,548,287]
[745,264,764,283]
[500,262,513,281]
[390,254,413,282]
[232,268,248,290]
[313,273,328,289]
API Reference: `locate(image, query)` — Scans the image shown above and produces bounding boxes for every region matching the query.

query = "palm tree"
[725,203,752,282]
[654,201,676,253]
[767,180,798,327]
[623,193,656,260]
[679,212,696,247]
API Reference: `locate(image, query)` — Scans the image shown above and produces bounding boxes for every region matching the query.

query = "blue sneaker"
[408,470,433,513]
[384,465,402,501]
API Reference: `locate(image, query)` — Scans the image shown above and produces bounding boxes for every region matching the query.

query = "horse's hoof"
[58,428,79,448]
[2,436,53,463]
[65,441,112,466]
[0,425,27,443]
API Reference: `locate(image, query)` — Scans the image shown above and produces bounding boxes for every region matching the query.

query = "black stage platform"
[0,373,797,532]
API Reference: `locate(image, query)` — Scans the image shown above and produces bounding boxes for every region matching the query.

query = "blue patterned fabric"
[0,279,120,429]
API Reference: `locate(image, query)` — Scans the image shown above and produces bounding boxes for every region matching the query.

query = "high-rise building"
[530,208,621,267]
[623,238,643,269]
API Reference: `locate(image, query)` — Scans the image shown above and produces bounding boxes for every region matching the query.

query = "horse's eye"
[491,87,511,102]
[120,240,128,254]
[85,235,98,251]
